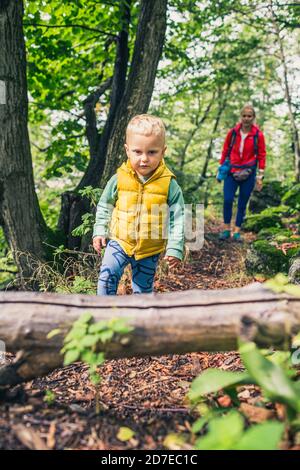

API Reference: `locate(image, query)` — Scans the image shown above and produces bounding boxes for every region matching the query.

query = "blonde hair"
[241,104,256,118]
[126,114,166,142]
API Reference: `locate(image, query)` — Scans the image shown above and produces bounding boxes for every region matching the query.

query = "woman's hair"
[126,114,166,142]
[240,104,256,117]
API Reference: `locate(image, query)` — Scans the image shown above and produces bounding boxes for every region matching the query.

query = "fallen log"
[0,282,300,387]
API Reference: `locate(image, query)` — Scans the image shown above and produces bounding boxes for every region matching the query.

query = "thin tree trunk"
[188,85,230,192]
[179,94,215,171]
[78,1,131,191]
[99,0,168,185]
[57,1,131,249]
[0,283,299,386]
[0,0,48,286]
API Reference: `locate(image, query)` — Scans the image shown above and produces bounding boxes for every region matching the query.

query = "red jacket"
[220,123,266,172]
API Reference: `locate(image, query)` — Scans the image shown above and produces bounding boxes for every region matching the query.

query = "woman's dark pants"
[223,171,256,227]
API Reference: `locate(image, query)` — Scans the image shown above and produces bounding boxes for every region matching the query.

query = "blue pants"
[97,240,160,295]
[223,171,256,227]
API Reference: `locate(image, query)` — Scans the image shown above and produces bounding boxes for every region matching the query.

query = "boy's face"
[125,131,166,178]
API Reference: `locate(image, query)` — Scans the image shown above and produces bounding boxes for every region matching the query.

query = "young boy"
[92,114,185,295]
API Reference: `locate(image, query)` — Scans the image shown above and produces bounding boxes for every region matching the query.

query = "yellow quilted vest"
[110,159,175,260]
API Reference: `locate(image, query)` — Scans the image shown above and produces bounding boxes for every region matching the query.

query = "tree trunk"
[0,0,48,286]
[99,0,168,185]
[58,0,167,250]
[0,283,300,386]
[77,2,131,191]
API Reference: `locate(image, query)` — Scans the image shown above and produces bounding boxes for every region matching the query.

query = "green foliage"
[265,273,300,297]
[282,184,300,210]
[70,187,102,238]
[188,369,251,403]
[38,188,62,231]
[167,337,300,450]
[52,312,133,413]
[257,227,293,240]
[24,0,139,182]
[55,275,95,294]
[15,244,100,294]
[19,0,299,269]
[78,186,102,208]
[239,342,300,416]
[117,427,135,442]
[194,410,284,450]
[0,229,17,289]
[243,208,284,233]
[249,181,283,214]
[245,200,300,276]
[71,214,95,238]
[44,389,56,406]
[245,190,300,277]
[61,312,133,394]
[245,239,291,275]
[189,343,300,416]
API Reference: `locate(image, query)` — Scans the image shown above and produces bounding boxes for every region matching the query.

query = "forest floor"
[0,220,296,450]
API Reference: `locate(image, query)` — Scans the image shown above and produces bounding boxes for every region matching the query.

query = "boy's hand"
[93,236,107,255]
[163,255,181,270]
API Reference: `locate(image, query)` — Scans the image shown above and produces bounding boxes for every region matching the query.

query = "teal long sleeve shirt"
[93,174,185,260]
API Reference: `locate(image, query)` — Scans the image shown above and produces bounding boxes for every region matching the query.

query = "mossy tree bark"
[0,0,49,286]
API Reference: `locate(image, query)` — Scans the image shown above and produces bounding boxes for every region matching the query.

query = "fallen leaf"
[74,392,94,402]
[238,389,251,400]
[46,422,56,449]
[129,371,137,379]
[10,405,34,415]
[240,403,276,423]
[217,395,232,408]
[274,403,286,421]
[117,427,135,442]
[13,424,49,450]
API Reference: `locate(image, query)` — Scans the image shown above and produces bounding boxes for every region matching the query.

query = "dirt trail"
[0,223,261,450]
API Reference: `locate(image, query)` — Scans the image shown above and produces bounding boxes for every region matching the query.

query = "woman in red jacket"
[219,105,266,242]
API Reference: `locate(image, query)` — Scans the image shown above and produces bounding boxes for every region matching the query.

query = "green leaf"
[79,334,99,348]
[64,324,87,342]
[46,328,61,339]
[264,275,288,293]
[61,339,79,352]
[163,433,186,450]
[76,312,93,324]
[188,369,251,402]
[195,411,244,450]
[239,342,300,412]
[96,352,105,365]
[117,427,135,442]
[97,330,114,343]
[81,350,97,365]
[109,318,133,334]
[88,321,110,333]
[90,372,101,385]
[64,349,80,365]
[44,390,56,405]
[192,415,211,434]
[233,421,284,450]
